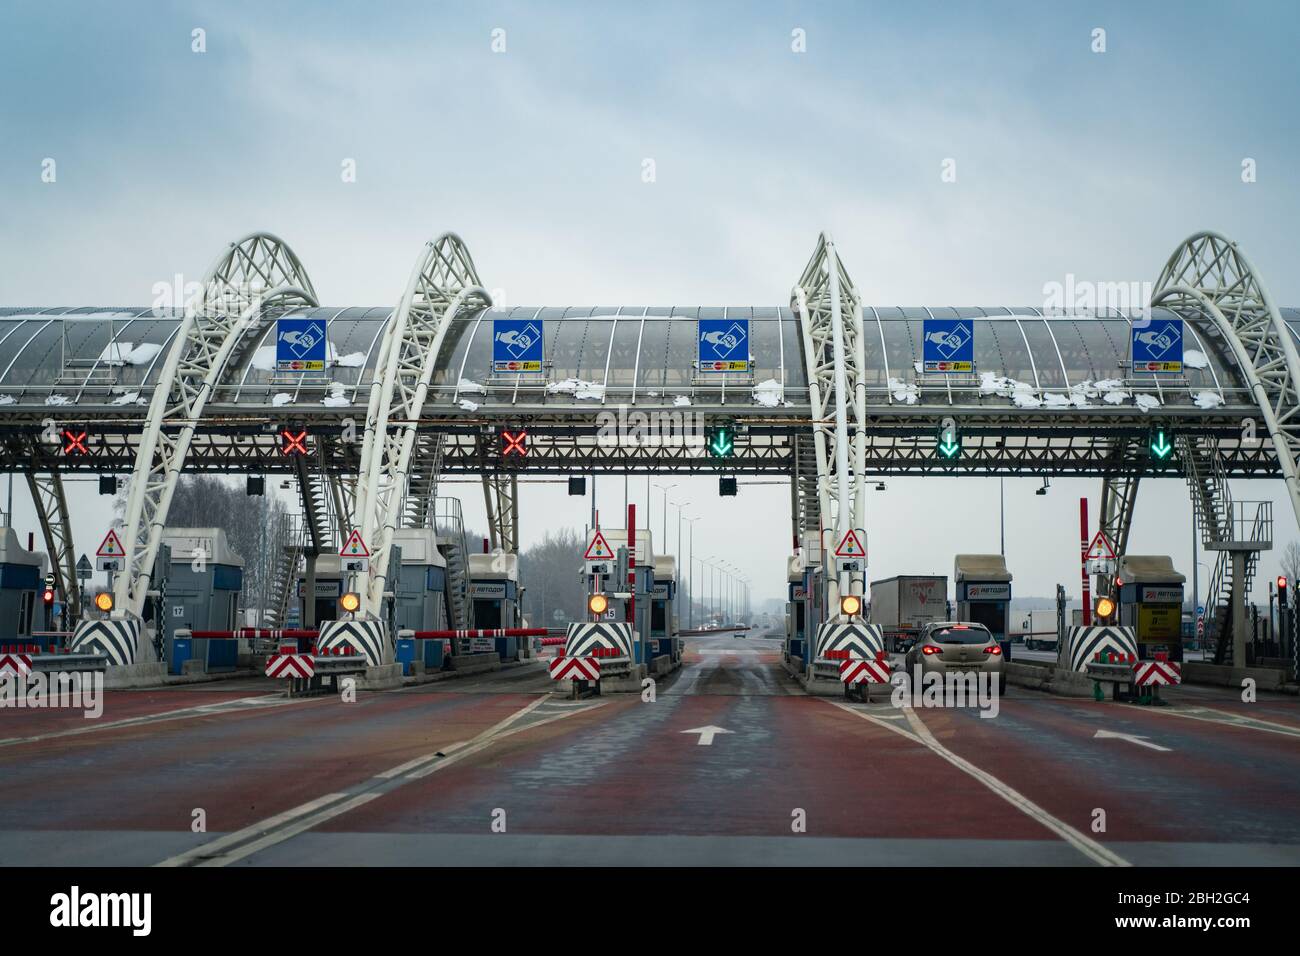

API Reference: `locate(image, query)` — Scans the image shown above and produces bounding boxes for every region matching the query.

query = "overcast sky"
[2,1,1299,607]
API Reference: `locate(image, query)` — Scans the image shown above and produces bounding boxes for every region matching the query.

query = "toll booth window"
[652,601,666,634]
[314,598,336,625]
[474,600,502,629]
[795,603,805,634]
[19,591,33,636]
[966,603,1005,634]
[930,625,992,644]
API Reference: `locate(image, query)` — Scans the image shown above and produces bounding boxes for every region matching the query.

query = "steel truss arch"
[115,233,318,616]
[355,233,491,614]
[791,234,867,608]
[1151,231,1300,531]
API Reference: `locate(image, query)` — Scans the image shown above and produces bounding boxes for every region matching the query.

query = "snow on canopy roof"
[0,305,1287,410]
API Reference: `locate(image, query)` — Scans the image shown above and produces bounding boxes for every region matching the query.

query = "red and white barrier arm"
[405,628,550,639]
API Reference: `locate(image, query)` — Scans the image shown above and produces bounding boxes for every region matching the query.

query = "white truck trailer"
[869,574,949,652]
[1014,608,1062,651]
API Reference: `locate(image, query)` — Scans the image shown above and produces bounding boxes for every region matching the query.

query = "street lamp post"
[653,483,677,549]
[684,515,699,630]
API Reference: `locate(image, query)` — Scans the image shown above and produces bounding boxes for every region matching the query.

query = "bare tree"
[1282,541,1300,588]
[518,528,586,625]
[113,475,291,619]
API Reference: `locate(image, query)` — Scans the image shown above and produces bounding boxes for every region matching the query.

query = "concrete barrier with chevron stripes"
[840,658,890,685]
[814,622,885,662]
[266,654,315,679]
[0,653,33,678]
[563,622,634,659]
[317,619,389,666]
[1134,659,1182,686]
[549,656,600,682]
[1066,626,1138,673]
[69,619,140,666]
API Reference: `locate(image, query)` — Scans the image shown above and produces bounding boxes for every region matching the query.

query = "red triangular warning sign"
[584,530,614,561]
[1085,530,1116,561]
[340,529,371,558]
[834,529,866,558]
[96,529,125,558]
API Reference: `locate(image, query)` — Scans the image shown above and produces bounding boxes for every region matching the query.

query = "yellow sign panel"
[1138,603,1181,642]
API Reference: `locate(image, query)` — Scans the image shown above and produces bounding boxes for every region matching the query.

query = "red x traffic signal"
[501,429,528,458]
[280,428,308,456]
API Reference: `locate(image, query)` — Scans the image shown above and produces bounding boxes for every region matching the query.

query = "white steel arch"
[791,234,867,612]
[1151,230,1300,531]
[114,233,317,616]
[354,233,491,615]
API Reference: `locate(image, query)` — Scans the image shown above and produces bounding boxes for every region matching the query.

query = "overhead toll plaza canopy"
[0,304,1289,414]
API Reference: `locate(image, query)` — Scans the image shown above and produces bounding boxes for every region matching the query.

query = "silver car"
[904,621,1007,694]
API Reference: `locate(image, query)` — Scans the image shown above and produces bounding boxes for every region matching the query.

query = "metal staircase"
[1180,435,1272,664]
[265,517,304,629]
[792,432,821,542]
[402,432,445,529]
[294,454,336,557]
[434,497,472,630]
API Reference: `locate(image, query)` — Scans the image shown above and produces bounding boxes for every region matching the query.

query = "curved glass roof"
[0,305,1294,411]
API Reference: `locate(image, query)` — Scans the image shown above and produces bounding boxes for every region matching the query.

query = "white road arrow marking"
[1094,729,1171,752]
[682,725,733,746]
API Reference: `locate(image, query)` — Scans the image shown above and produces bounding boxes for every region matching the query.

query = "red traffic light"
[41,587,55,605]
[1278,576,1288,589]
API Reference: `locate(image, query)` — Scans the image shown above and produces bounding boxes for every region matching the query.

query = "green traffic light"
[709,427,734,457]
[938,437,960,459]
[1150,429,1174,460]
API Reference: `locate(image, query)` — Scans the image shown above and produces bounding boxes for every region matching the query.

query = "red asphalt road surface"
[0,687,270,738]
[904,699,1300,848]
[314,693,1051,841]
[0,688,539,833]
[0,633,1297,865]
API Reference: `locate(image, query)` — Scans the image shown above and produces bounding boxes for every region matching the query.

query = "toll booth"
[801,532,825,669]
[785,554,806,663]
[0,528,42,645]
[161,528,244,674]
[295,554,345,636]
[391,529,450,631]
[469,550,521,661]
[390,529,451,673]
[1116,555,1186,662]
[954,554,1013,653]
[651,555,680,661]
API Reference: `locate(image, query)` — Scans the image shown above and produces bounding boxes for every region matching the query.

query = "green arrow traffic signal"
[708,426,734,457]
[937,421,960,459]
[1150,428,1174,461]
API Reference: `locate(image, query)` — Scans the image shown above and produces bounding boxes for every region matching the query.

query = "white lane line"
[0,695,322,748]
[404,703,605,780]
[157,695,606,866]
[156,792,357,867]
[1141,705,1300,739]
[828,700,1131,868]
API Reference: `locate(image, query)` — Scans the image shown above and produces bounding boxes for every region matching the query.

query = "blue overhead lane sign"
[698,318,751,373]
[493,318,544,373]
[1132,318,1183,373]
[276,318,327,371]
[922,318,974,373]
